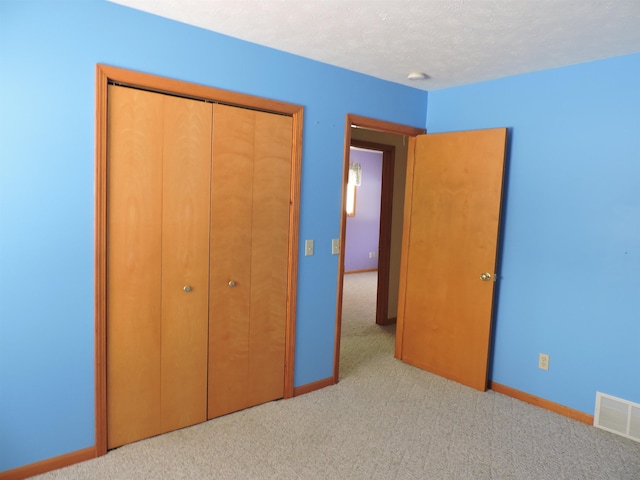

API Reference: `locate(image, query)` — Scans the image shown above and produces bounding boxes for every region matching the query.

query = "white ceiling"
[108,0,640,91]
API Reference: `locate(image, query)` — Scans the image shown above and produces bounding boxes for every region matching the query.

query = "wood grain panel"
[208,104,254,418]
[95,65,109,456]
[160,95,212,432]
[249,111,291,406]
[106,85,163,448]
[398,128,506,391]
[283,109,303,399]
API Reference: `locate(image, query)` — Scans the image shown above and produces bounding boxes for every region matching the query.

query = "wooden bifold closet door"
[208,105,291,419]
[106,85,291,449]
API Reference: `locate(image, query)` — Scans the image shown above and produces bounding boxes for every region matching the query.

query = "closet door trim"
[95,64,303,456]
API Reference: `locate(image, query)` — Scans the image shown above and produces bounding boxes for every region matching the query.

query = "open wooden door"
[395,128,507,391]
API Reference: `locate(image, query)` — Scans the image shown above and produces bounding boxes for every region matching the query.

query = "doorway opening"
[334,115,506,393]
[333,116,425,382]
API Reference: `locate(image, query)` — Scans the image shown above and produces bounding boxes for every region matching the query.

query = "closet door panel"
[208,104,254,418]
[107,85,163,449]
[160,96,212,432]
[249,112,292,405]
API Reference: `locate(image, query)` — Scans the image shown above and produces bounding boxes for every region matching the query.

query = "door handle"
[183,285,192,292]
[228,281,236,288]
[480,272,492,281]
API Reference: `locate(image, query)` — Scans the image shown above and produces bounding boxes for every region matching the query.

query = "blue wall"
[0,0,427,471]
[427,53,640,415]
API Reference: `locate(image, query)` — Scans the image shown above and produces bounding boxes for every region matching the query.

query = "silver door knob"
[183,285,192,292]
[228,281,236,288]
[480,273,492,281]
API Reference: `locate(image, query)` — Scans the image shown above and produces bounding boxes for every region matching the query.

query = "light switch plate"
[331,238,340,255]
[305,239,314,256]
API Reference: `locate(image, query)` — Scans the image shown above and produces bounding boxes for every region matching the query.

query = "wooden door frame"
[349,139,395,326]
[94,64,303,455]
[333,115,424,383]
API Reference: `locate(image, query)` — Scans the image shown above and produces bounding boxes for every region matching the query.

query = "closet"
[106,84,292,449]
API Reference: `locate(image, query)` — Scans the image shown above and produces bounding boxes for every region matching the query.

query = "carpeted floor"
[32,272,640,479]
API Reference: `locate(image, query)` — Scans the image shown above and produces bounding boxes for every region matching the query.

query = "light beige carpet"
[32,272,640,479]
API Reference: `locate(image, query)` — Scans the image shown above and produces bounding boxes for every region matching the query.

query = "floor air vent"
[594,392,640,443]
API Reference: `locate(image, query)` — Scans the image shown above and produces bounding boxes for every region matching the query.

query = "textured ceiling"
[108,0,640,90]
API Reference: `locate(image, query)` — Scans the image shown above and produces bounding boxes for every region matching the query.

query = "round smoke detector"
[407,72,430,81]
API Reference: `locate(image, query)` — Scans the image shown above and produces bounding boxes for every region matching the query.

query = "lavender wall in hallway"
[345,148,383,272]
